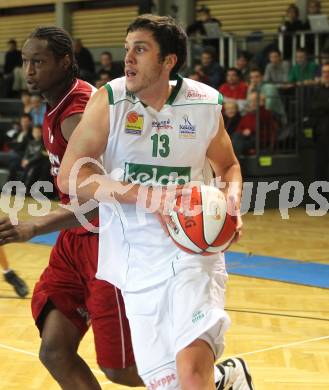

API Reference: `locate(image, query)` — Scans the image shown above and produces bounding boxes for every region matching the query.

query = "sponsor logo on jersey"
[179,115,196,138]
[152,118,173,130]
[185,88,208,100]
[48,152,60,176]
[125,111,144,135]
[124,162,191,185]
[192,310,205,324]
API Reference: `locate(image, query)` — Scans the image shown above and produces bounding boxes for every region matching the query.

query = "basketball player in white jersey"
[59,15,254,390]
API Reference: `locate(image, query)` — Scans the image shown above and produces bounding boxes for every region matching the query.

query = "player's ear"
[164,54,177,72]
[62,54,71,71]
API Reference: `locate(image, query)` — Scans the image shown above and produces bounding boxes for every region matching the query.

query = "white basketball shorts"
[123,261,231,387]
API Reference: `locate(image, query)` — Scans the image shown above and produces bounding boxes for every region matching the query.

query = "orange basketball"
[167,185,237,255]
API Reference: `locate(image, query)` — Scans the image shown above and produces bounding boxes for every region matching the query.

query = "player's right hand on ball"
[142,184,192,235]
[0,217,35,245]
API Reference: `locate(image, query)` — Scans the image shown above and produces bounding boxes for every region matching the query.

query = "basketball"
[167,185,237,255]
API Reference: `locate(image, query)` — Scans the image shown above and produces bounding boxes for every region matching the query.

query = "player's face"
[124,29,166,94]
[22,38,67,94]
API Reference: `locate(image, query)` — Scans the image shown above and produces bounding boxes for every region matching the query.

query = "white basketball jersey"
[97,76,225,291]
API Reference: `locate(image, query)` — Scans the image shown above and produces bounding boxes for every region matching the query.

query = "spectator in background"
[186,6,222,59]
[21,91,32,114]
[73,38,95,83]
[219,67,248,112]
[264,49,290,84]
[279,4,304,60]
[231,92,277,157]
[248,67,287,126]
[29,95,46,126]
[309,63,329,181]
[288,47,318,83]
[20,125,49,192]
[3,39,22,97]
[4,39,22,76]
[0,113,32,180]
[187,64,207,83]
[303,0,322,30]
[235,51,252,82]
[95,70,112,89]
[315,49,329,80]
[96,51,123,81]
[194,48,225,89]
[304,1,328,54]
[12,66,27,97]
[223,101,241,136]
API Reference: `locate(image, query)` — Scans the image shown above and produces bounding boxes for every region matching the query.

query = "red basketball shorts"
[31,229,135,369]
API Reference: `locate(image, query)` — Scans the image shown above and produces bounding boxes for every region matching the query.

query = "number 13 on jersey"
[151,133,170,158]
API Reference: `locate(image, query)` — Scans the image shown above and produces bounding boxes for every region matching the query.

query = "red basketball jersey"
[43,78,98,232]
[43,78,95,202]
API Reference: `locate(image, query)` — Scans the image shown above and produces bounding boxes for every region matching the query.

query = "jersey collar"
[166,74,183,105]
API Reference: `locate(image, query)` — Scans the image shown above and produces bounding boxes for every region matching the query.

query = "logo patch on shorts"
[192,310,205,324]
[125,111,144,135]
[147,371,177,390]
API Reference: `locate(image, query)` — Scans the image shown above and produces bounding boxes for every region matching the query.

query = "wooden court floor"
[0,196,328,389]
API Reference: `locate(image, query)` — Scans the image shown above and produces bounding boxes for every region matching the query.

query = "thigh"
[87,280,135,369]
[40,308,82,353]
[123,283,173,380]
[31,231,89,337]
[171,266,231,359]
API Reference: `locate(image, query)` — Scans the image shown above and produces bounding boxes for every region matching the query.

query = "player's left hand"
[0,217,36,245]
[227,195,243,243]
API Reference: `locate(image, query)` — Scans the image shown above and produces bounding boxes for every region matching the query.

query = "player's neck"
[137,79,172,111]
[43,78,75,108]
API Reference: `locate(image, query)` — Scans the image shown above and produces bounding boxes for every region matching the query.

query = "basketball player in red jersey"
[19,26,142,389]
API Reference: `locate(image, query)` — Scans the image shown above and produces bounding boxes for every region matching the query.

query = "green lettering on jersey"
[124,162,191,185]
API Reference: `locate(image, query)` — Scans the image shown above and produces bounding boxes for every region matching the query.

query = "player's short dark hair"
[127,14,187,76]
[28,26,79,79]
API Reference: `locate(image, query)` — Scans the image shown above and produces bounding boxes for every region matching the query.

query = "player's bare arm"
[0,207,98,245]
[207,115,243,238]
[61,113,83,141]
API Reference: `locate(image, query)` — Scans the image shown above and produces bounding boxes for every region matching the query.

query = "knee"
[100,366,143,387]
[178,362,210,390]
[39,341,73,372]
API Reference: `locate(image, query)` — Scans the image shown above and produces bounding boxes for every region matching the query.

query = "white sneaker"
[216,358,254,390]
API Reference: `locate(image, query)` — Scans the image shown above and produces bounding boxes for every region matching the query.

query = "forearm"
[220,161,242,208]
[32,206,98,236]
[60,164,143,206]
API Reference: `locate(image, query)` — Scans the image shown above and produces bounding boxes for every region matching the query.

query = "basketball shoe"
[4,270,29,298]
[215,358,254,389]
